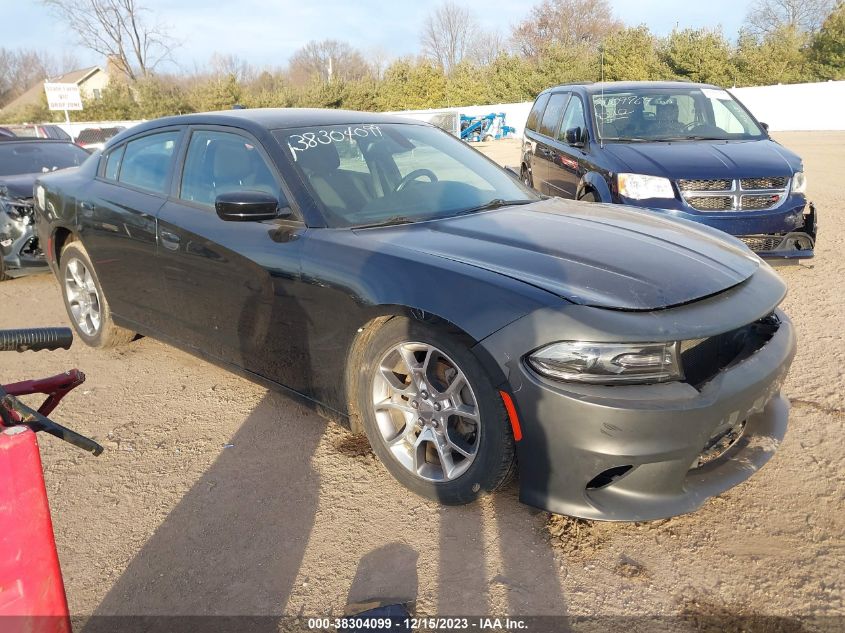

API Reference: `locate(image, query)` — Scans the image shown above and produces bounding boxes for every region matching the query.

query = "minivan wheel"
[59,241,135,348]
[356,318,515,505]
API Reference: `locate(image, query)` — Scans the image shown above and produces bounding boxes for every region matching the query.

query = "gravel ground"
[0,132,842,629]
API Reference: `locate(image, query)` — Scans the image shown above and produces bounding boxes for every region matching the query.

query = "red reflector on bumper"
[499,390,522,442]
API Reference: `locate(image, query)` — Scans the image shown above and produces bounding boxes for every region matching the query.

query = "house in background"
[0,66,109,119]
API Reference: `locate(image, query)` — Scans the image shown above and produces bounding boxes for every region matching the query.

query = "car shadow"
[82,391,326,631]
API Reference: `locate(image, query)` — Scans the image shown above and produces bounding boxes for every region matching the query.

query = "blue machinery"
[460,112,515,142]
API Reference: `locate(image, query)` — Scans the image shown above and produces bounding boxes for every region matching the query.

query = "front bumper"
[0,215,48,278]
[621,195,816,260]
[484,305,795,521]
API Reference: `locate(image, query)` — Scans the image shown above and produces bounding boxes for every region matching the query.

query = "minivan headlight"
[791,171,806,194]
[527,341,682,384]
[617,173,675,200]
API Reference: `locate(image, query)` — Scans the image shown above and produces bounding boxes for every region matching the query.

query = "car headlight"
[791,171,806,194]
[617,173,675,200]
[527,341,682,385]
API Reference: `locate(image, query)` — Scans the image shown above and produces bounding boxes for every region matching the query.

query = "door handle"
[160,230,181,251]
[79,201,94,216]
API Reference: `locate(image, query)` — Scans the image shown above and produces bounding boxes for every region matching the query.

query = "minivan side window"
[526,94,551,133]
[558,96,586,141]
[538,93,570,138]
[118,131,179,194]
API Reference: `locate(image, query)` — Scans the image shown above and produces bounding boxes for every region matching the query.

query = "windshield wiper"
[354,215,416,229]
[659,136,729,141]
[454,198,535,216]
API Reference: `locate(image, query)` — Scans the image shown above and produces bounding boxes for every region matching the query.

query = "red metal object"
[3,370,85,417]
[0,426,71,632]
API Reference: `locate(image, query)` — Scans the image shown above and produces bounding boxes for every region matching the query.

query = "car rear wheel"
[59,241,135,348]
[356,318,515,505]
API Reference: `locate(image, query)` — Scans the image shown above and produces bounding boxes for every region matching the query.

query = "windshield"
[0,142,90,176]
[275,123,538,228]
[592,87,765,142]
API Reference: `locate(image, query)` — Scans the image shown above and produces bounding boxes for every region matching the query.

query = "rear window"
[117,132,179,194]
[0,142,90,176]
[76,127,124,144]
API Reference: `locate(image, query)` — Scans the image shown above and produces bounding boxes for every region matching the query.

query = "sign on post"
[44,82,83,124]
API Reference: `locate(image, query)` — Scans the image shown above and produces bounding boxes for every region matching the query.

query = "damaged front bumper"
[1,211,48,278]
[479,268,795,521]
[739,203,817,259]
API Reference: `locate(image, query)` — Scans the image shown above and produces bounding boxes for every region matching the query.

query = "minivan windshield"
[275,123,538,228]
[591,87,765,142]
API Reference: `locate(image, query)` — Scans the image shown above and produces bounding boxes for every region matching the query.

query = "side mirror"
[760,122,770,132]
[215,191,290,222]
[565,126,586,147]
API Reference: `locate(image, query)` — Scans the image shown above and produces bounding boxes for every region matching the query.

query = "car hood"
[358,198,759,310]
[602,139,801,179]
[0,173,38,199]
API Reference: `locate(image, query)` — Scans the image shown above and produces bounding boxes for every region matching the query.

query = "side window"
[538,93,569,138]
[103,145,124,181]
[118,131,179,194]
[525,94,550,133]
[180,130,279,207]
[558,96,586,141]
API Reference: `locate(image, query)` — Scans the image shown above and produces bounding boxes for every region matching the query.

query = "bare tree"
[288,40,369,85]
[421,1,478,73]
[467,30,507,66]
[745,0,836,36]
[0,47,80,107]
[41,0,175,80]
[208,53,254,83]
[511,0,622,57]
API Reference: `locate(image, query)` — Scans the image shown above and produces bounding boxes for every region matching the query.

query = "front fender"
[577,172,613,202]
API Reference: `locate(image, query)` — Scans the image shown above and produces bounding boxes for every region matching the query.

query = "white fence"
[51,81,845,141]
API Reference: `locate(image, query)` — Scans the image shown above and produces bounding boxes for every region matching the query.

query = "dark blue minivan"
[520,81,816,258]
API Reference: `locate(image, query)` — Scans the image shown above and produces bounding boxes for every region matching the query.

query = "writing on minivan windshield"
[592,89,764,142]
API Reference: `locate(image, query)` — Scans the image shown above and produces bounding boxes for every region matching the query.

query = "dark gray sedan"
[34,109,795,520]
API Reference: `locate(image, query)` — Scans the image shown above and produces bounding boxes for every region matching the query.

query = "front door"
[546,95,588,199]
[156,127,307,382]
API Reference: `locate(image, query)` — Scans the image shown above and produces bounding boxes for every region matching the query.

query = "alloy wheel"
[64,257,101,336]
[372,342,481,482]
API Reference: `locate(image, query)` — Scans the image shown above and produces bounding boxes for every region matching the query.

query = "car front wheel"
[356,318,516,505]
[59,241,135,348]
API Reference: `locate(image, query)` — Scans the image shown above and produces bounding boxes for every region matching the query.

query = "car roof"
[540,80,722,96]
[111,108,426,146]
[0,137,76,145]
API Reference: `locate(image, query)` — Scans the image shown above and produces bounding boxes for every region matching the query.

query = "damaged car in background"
[0,138,90,280]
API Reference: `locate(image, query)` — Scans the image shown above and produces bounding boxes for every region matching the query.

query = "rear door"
[78,128,183,331]
[156,126,306,372]
[532,92,570,196]
[546,94,588,199]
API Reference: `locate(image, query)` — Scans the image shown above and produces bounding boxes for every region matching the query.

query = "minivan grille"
[677,176,790,212]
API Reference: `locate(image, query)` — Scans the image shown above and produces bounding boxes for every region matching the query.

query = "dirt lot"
[0,132,842,627]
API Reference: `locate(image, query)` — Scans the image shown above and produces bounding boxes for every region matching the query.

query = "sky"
[6,0,757,73]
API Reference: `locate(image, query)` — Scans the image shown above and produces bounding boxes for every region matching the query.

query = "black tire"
[579,190,598,202]
[59,241,135,348]
[355,317,515,505]
[521,164,533,189]
[483,134,493,142]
